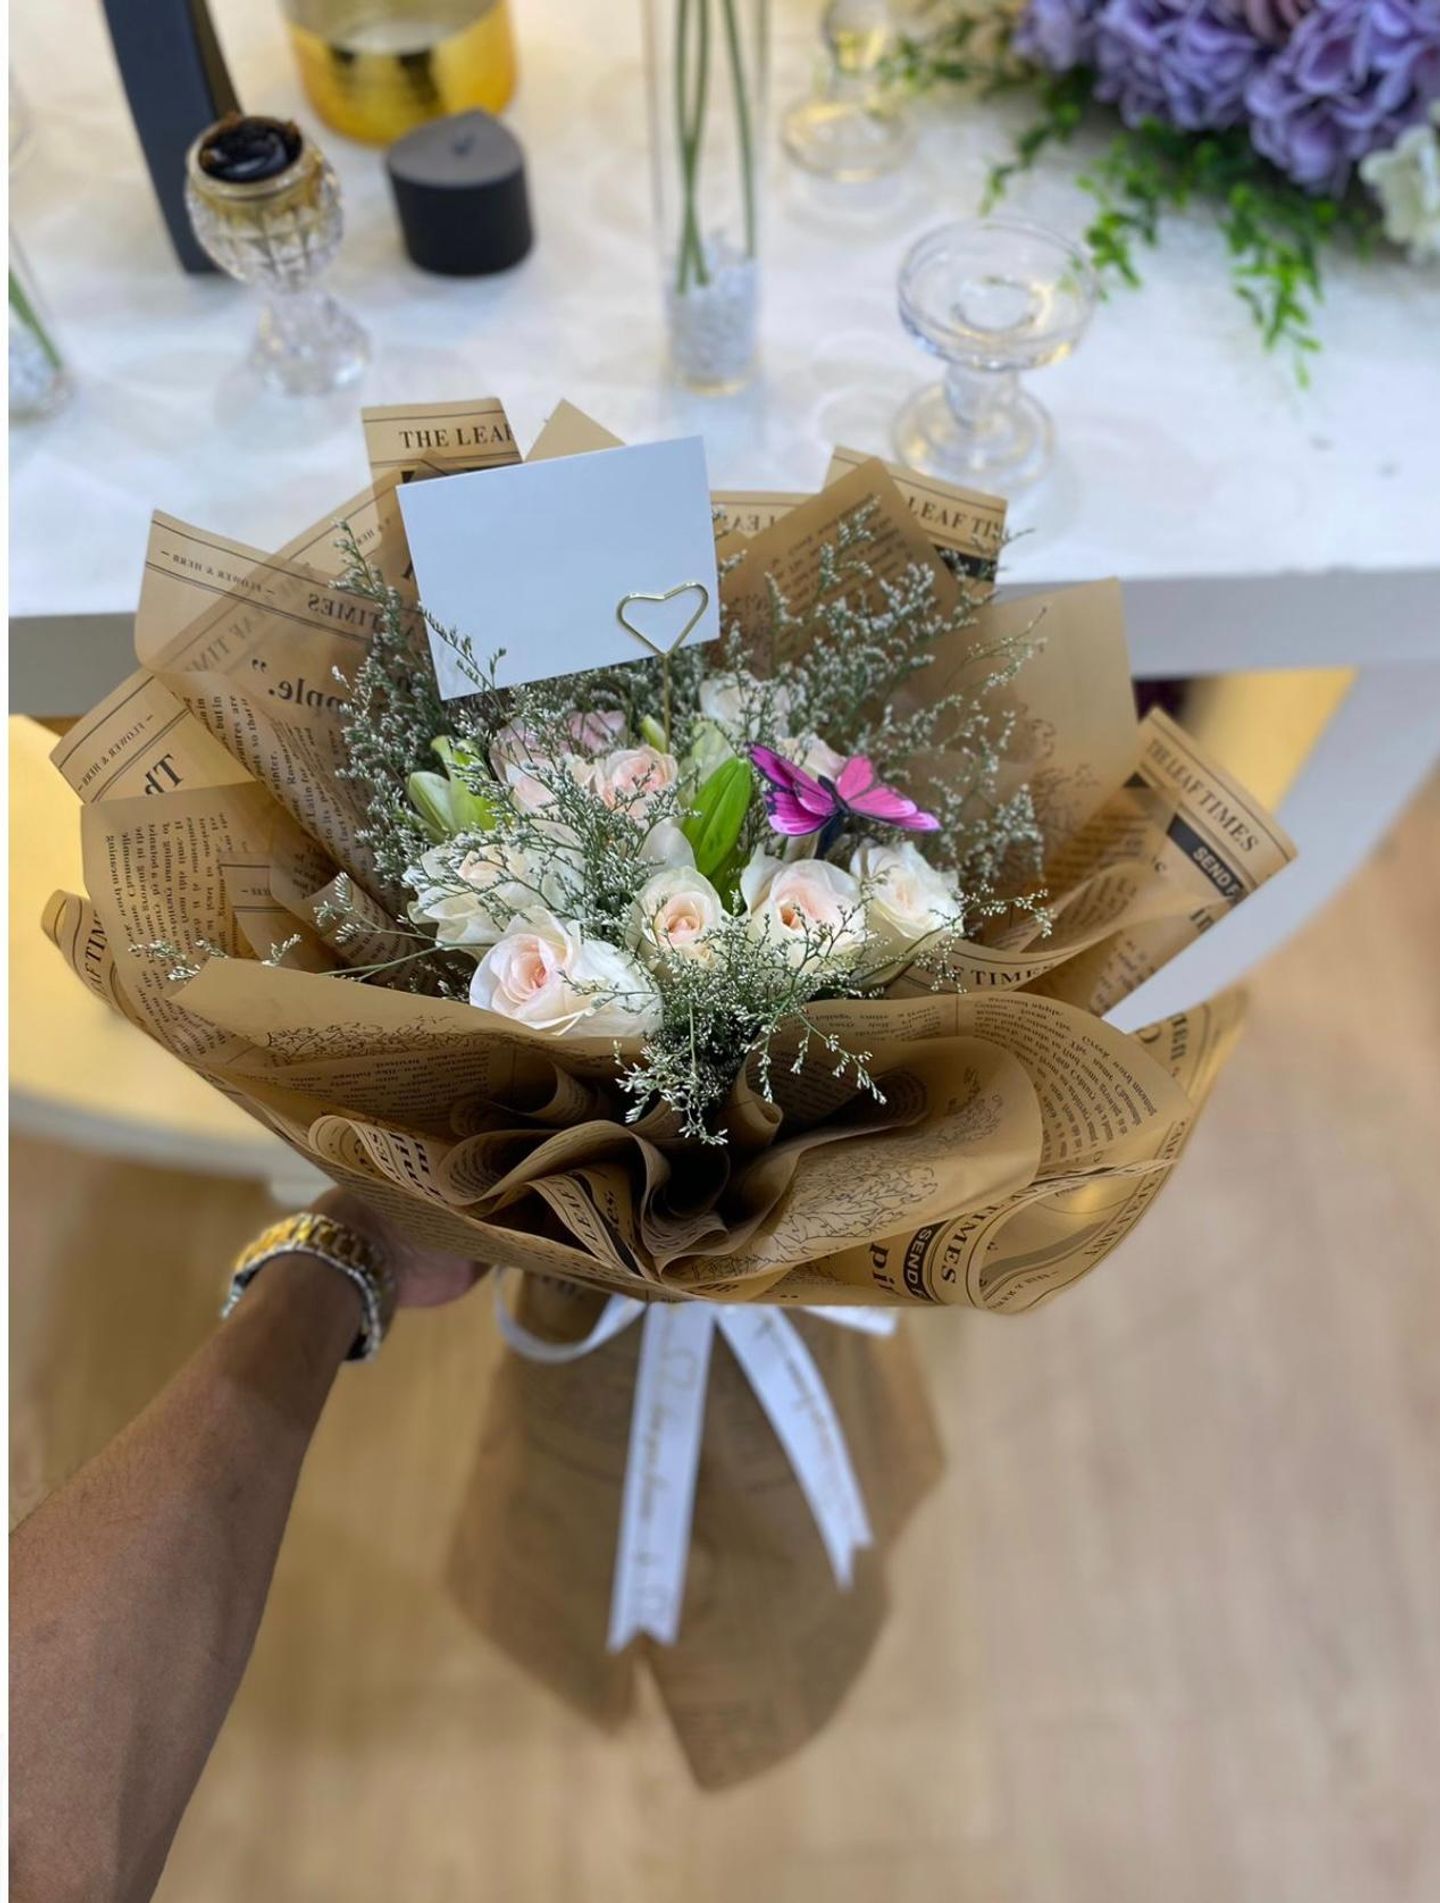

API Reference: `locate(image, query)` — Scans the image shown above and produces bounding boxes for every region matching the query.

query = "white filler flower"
[699,669,795,737]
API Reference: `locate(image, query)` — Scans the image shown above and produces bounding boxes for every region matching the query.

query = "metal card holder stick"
[616,579,711,750]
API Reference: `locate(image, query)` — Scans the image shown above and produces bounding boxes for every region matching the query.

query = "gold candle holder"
[280,0,518,147]
[185,115,369,396]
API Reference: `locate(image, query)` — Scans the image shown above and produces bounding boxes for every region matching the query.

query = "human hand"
[309,1189,488,1310]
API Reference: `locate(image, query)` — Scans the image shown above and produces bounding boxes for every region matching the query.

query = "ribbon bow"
[494,1274,894,1651]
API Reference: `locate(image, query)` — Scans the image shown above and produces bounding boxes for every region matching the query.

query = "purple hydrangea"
[1094,0,1271,129]
[1013,0,1105,71]
[1245,0,1440,193]
[1224,0,1315,47]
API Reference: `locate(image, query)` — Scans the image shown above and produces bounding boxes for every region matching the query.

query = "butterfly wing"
[836,755,941,830]
[750,744,836,835]
[833,755,876,802]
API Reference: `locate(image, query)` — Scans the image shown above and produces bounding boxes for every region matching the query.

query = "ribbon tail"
[718,1308,874,1588]
[491,1267,643,1363]
[606,1304,716,1652]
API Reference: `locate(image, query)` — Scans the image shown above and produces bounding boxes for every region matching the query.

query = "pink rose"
[574,745,679,817]
[626,867,726,967]
[503,760,557,815]
[490,708,625,782]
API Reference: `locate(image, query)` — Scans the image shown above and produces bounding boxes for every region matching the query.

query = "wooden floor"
[11,777,1440,1903]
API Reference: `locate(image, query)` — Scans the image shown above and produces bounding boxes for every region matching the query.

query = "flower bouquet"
[45,393,1294,1783]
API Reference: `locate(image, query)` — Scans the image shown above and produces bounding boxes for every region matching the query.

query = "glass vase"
[643,0,769,394]
[9,237,70,423]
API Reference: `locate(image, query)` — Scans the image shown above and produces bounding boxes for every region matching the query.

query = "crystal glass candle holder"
[185,114,369,397]
[894,217,1096,493]
[782,0,913,182]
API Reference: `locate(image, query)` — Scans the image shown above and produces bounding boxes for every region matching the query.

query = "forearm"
[10,1256,358,1903]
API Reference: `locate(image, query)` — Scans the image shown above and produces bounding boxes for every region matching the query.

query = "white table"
[9,0,1439,1174]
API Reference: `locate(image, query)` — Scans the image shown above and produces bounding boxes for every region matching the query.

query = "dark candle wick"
[199,113,304,184]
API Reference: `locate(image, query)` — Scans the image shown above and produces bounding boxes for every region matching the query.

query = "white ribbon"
[493,1273,895,1651]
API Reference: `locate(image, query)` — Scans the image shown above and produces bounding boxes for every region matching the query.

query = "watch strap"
[224,1210,397,1361]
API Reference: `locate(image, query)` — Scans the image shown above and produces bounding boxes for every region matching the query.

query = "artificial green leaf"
[452,786,496,832]
[427,735,496,832]
[684,717,735,784]
[407,770,458,843]
[682,758,753,880]
[431,734,485,777]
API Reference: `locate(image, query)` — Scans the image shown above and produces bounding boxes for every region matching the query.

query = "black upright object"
[100,0,240,273]
[386,111,533,277]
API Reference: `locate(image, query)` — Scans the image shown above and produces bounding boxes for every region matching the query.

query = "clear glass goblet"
[893,218,1096,493]
[185,114,369,397]
[782,0,913,182]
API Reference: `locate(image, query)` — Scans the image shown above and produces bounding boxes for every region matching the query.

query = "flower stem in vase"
[653,0,766,391]
[9,246,71,421]
[675,0,711,293]
[720,0,757,260]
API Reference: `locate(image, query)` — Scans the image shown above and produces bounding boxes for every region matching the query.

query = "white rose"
[1361,106,1440,265]
[574,745,679,817]
[407,843,456,915]
[638,819,696,868]
[699,669,795,738]
[470,912,661,1037]
[777,733,847,782]
[408,887,497,948]
[850,841,964,960]
[626,867,726,967]
[406,839,552,949]
[741,850,867,969]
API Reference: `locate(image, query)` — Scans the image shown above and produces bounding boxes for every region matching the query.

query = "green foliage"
[896,18,1377,380]
[1063,120,1371,381]
[406,771,457,842]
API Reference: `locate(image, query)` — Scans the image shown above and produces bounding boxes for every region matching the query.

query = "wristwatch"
[223,1210,398,1361]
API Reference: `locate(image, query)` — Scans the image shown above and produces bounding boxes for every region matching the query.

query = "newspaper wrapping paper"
[42,394,1296,1781]
[492,1269,894,1649]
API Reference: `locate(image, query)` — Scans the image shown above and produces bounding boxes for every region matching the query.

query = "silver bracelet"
[223,1211,398,1362]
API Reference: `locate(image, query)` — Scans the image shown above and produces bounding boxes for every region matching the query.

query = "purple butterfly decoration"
[750,744,940,843]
